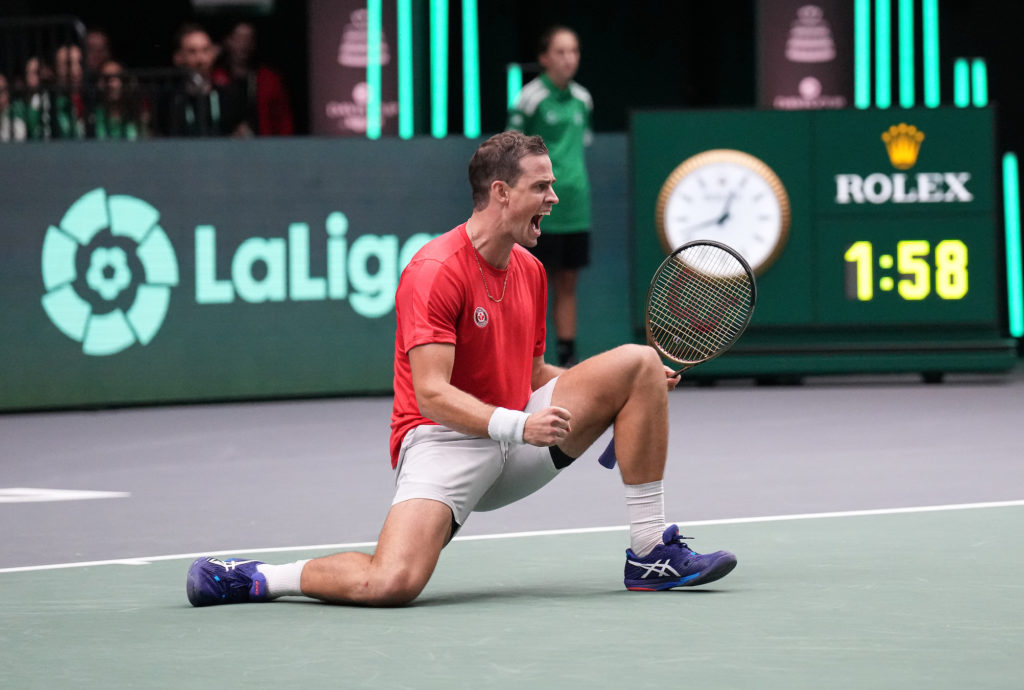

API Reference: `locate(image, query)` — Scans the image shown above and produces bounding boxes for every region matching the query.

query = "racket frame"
[643,239,758,377]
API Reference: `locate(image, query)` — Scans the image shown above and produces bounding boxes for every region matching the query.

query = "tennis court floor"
[3,369,1023,688]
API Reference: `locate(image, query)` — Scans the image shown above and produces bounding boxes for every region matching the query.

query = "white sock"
[256,560,310,599]
[624,480,665,557]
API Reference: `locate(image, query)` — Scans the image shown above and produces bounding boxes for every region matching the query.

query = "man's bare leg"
[550,343,670,484]
[300,498,453,606]
[549,344,737,588]
[548,343,671,557]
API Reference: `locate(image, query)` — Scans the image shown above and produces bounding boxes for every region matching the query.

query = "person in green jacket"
[508,26,592,367]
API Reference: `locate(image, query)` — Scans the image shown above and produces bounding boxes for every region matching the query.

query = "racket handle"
[597,437,617,469]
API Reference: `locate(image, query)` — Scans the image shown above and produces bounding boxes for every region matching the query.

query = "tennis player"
[186,131,737,607]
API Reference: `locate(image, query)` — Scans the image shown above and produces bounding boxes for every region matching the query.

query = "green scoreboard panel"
[631,108,1017,378]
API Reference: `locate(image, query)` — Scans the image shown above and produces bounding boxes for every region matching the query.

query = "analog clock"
[655,149,792,275]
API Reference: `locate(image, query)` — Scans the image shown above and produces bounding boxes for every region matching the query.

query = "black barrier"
[0,135,631,410]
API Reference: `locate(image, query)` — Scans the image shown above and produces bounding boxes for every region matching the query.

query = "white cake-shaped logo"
[785,5,836,63]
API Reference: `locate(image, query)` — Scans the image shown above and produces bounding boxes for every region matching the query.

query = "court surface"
[3,366,1023,688]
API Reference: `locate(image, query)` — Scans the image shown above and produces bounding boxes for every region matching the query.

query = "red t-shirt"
[389,223,548,466]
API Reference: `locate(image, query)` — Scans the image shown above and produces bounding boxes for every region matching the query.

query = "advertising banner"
[0,138,478,409]
[757,0,853,110]
[1,135,635,410]
[308,0,400,135]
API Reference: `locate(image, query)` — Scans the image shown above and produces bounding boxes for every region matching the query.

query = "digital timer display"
[819,216,996,325]
[843,239,968,301]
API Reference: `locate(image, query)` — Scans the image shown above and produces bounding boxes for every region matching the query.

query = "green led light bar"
[922,0,940,107]
[398,0,413,139]
[366,0,382,140]
[854,0,871,109]
[874,0,891,109]
[971,58,988,107]
[430,0,448,139]
[898,0,914,108]
[953,58,970,108]
[1003,153,1024,337]
[462,0,480,138]
[507,63,523,109]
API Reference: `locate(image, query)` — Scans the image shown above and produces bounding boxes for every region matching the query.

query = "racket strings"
[647,246,754,363]
[650,282,750,359]
[649,289,748,359]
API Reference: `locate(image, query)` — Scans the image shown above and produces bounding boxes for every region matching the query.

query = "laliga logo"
[834,122,973,205]
[41,188,179,356]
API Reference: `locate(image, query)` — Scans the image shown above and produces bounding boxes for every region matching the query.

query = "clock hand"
[681,216,724,233]
[716,192,736,225]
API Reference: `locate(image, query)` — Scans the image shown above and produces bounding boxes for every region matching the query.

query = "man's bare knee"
[618,343,663,378]
[365,567,429,607]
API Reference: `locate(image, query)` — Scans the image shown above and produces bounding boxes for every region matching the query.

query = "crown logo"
[881,123,925,170]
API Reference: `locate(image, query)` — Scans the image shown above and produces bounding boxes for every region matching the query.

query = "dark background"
[2,0,1020,154]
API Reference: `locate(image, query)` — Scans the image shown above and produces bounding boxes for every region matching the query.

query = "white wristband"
[487,407,530,444]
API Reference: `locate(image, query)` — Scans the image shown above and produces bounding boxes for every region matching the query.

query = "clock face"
[656,150,791,275]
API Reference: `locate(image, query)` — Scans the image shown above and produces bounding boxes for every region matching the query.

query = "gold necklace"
[468,233,509,303]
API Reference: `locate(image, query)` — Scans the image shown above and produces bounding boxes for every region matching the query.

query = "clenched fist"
[523,406,572,447]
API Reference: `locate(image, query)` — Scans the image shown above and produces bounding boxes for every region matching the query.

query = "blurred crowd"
[0,20,293,142]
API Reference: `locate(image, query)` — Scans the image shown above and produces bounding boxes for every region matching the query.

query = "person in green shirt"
[20,56,54,140]
[508,26,592,366]
[91,60,144,140]
[53,43,86,140]
[0,73,27,142]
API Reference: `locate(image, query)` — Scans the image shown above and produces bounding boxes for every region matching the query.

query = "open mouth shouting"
[530,209,552,239]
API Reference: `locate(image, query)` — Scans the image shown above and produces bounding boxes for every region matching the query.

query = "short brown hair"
[468,131,548,211]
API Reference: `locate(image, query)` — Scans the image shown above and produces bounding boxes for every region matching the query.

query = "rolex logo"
[837,123,971,205]
[881,123,925,170]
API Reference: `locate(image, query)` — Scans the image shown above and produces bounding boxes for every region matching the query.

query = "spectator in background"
[508,26,593,367]
[90,60,147,140]
[53,43,86,139]
[0,73,27,142]
[19,56,54,139]
[84,28,113,76]
[164,23,222,136]
[212,21,294,136]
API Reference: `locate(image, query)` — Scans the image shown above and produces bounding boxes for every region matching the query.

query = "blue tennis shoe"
[187,557,269,606]
[624,524,737,590]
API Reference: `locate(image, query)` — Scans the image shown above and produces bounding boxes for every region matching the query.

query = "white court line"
[0,488,130,503]
[2,498,1022,575]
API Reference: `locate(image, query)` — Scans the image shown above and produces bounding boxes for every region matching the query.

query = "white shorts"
[392,377,563,527]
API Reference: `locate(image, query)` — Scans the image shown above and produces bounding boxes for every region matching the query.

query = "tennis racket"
[598,240,757,468]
